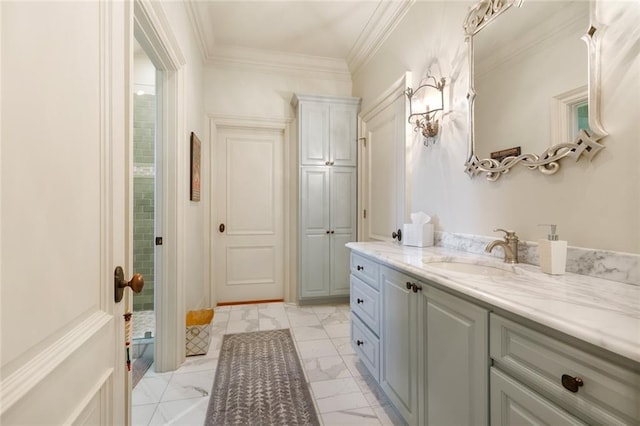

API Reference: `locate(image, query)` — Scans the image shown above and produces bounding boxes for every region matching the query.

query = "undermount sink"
[423,260,519,277]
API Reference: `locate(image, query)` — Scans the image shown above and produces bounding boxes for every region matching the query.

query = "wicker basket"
[185,309,214,356]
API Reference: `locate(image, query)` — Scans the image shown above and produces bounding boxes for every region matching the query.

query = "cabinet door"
[491,368,586,426]
[300,168,330,297]
[330,103,358,166]
[380,266,419,425]
[330,168,356,295]
[300,102,330,165]
[422,285,489,426]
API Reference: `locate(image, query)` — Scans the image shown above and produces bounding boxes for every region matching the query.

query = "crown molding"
[183,0,413,81]
[184,0,214,62]
[347,0,415,77]
[209,45,352,82]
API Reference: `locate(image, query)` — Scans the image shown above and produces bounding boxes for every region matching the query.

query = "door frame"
[133,0,186,373]
[358,72,413,241]
[207,115,294,305]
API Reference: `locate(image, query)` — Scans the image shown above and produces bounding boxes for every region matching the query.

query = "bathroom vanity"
[348,242,640,426]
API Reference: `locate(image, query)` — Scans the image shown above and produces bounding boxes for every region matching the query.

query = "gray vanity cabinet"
[350,247,640,426]
[377,264,489,426]
[490,314,640,425]
[490,368,586,426]
[380,266,420,425]
[420,284,488,425]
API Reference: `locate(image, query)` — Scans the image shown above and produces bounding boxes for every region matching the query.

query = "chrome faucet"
[486,228,519,264]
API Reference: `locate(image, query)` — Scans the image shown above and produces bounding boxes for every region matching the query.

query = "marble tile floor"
[132,302,405,425]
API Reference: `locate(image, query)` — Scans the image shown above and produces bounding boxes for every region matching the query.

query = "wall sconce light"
[405,75,446,145]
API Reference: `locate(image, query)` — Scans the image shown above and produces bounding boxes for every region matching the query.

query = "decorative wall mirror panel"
[464,0,606,181]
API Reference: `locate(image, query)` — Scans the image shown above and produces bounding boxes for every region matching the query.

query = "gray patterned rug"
[205,329,320,425]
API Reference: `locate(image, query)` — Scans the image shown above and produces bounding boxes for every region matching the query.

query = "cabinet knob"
[392,228,402,241]
[356,340,364,346]
[412,283,423,293]
[330,230,335,234]
[406,281,413,290]
[326,230,330,234]
[325,161,330,165]
[330,161,335,165]
[561,374,584,393]
[357,265,364,271]
[356,298,364,304]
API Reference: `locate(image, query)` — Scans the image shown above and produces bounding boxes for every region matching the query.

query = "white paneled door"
[1,1,128,424]
[215,127,284,303]
[359,74,411,242]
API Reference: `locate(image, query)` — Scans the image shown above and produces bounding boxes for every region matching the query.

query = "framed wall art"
[190,132,201,201]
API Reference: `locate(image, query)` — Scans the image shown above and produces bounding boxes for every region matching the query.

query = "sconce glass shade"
[405,75,446,142]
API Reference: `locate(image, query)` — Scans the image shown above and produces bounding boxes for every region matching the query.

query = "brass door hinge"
[363,209,367,219]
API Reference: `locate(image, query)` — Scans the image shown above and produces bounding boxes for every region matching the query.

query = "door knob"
[219,223,225,233]
[392,228,402,241]
[114,266,144,303]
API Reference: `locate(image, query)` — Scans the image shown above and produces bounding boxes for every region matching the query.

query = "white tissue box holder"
[402,223,434,247]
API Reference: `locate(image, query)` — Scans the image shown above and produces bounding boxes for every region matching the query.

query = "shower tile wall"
[133,94,155,312]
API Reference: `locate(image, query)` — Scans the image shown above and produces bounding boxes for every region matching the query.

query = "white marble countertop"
[347,242,640,365]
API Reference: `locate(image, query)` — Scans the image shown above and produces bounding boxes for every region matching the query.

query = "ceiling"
[187,0,414,76]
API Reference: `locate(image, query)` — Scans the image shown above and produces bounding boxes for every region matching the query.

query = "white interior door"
[360,74,411,242]
[1,1,128,424]
[214,127,284,303]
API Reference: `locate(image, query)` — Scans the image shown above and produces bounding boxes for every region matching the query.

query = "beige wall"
[353,1,640,254]
[162,2,207,310]
[204,65,352,118]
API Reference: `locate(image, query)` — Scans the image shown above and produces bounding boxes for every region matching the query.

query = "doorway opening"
[131,38,161,385]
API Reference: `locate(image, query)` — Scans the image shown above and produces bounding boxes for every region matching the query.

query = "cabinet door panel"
[423,286,489,426]
[300,234,330,297]
[331,233,352,295]
[330,104,357,166]
[300,103,330,165]
[491,368,586,426]
[330,168,356,233]
[301,168,330,231]
[380,266,419,425]
[300,168,330,297]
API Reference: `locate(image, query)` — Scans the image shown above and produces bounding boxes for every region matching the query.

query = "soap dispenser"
[538,224,567,275]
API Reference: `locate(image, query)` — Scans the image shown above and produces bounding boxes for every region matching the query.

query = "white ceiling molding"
[347,0,415,77]
[183,0,412,81]
[209,45,352,82]
[184,0,214,62]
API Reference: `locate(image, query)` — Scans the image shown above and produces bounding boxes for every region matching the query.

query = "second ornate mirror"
[464,0,607,181]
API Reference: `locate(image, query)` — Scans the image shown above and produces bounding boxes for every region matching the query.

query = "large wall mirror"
[463,0,607,181]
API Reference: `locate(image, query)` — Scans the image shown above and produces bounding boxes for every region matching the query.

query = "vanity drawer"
[350,275,380,335]
[351,252,379,290]
[491,368,586,426]
[490,314,640,425]
[352,315,380,381]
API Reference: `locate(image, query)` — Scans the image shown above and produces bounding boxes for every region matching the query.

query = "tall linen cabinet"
[292,94,361,300]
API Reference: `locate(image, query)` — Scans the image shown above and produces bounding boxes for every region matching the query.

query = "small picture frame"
[190,132,201,201]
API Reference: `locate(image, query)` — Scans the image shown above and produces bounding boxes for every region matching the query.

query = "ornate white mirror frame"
[463,0,607,181]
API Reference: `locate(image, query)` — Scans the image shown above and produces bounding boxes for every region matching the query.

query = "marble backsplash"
[435,231,640,286]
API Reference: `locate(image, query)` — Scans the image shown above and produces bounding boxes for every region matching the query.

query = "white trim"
[348,0,415,77]
[0,312,112,415]
[134,0,186,373]
[207,115,293,305]
[550,85,588,146]
[183,0,214,62]
[361,72,411,122]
